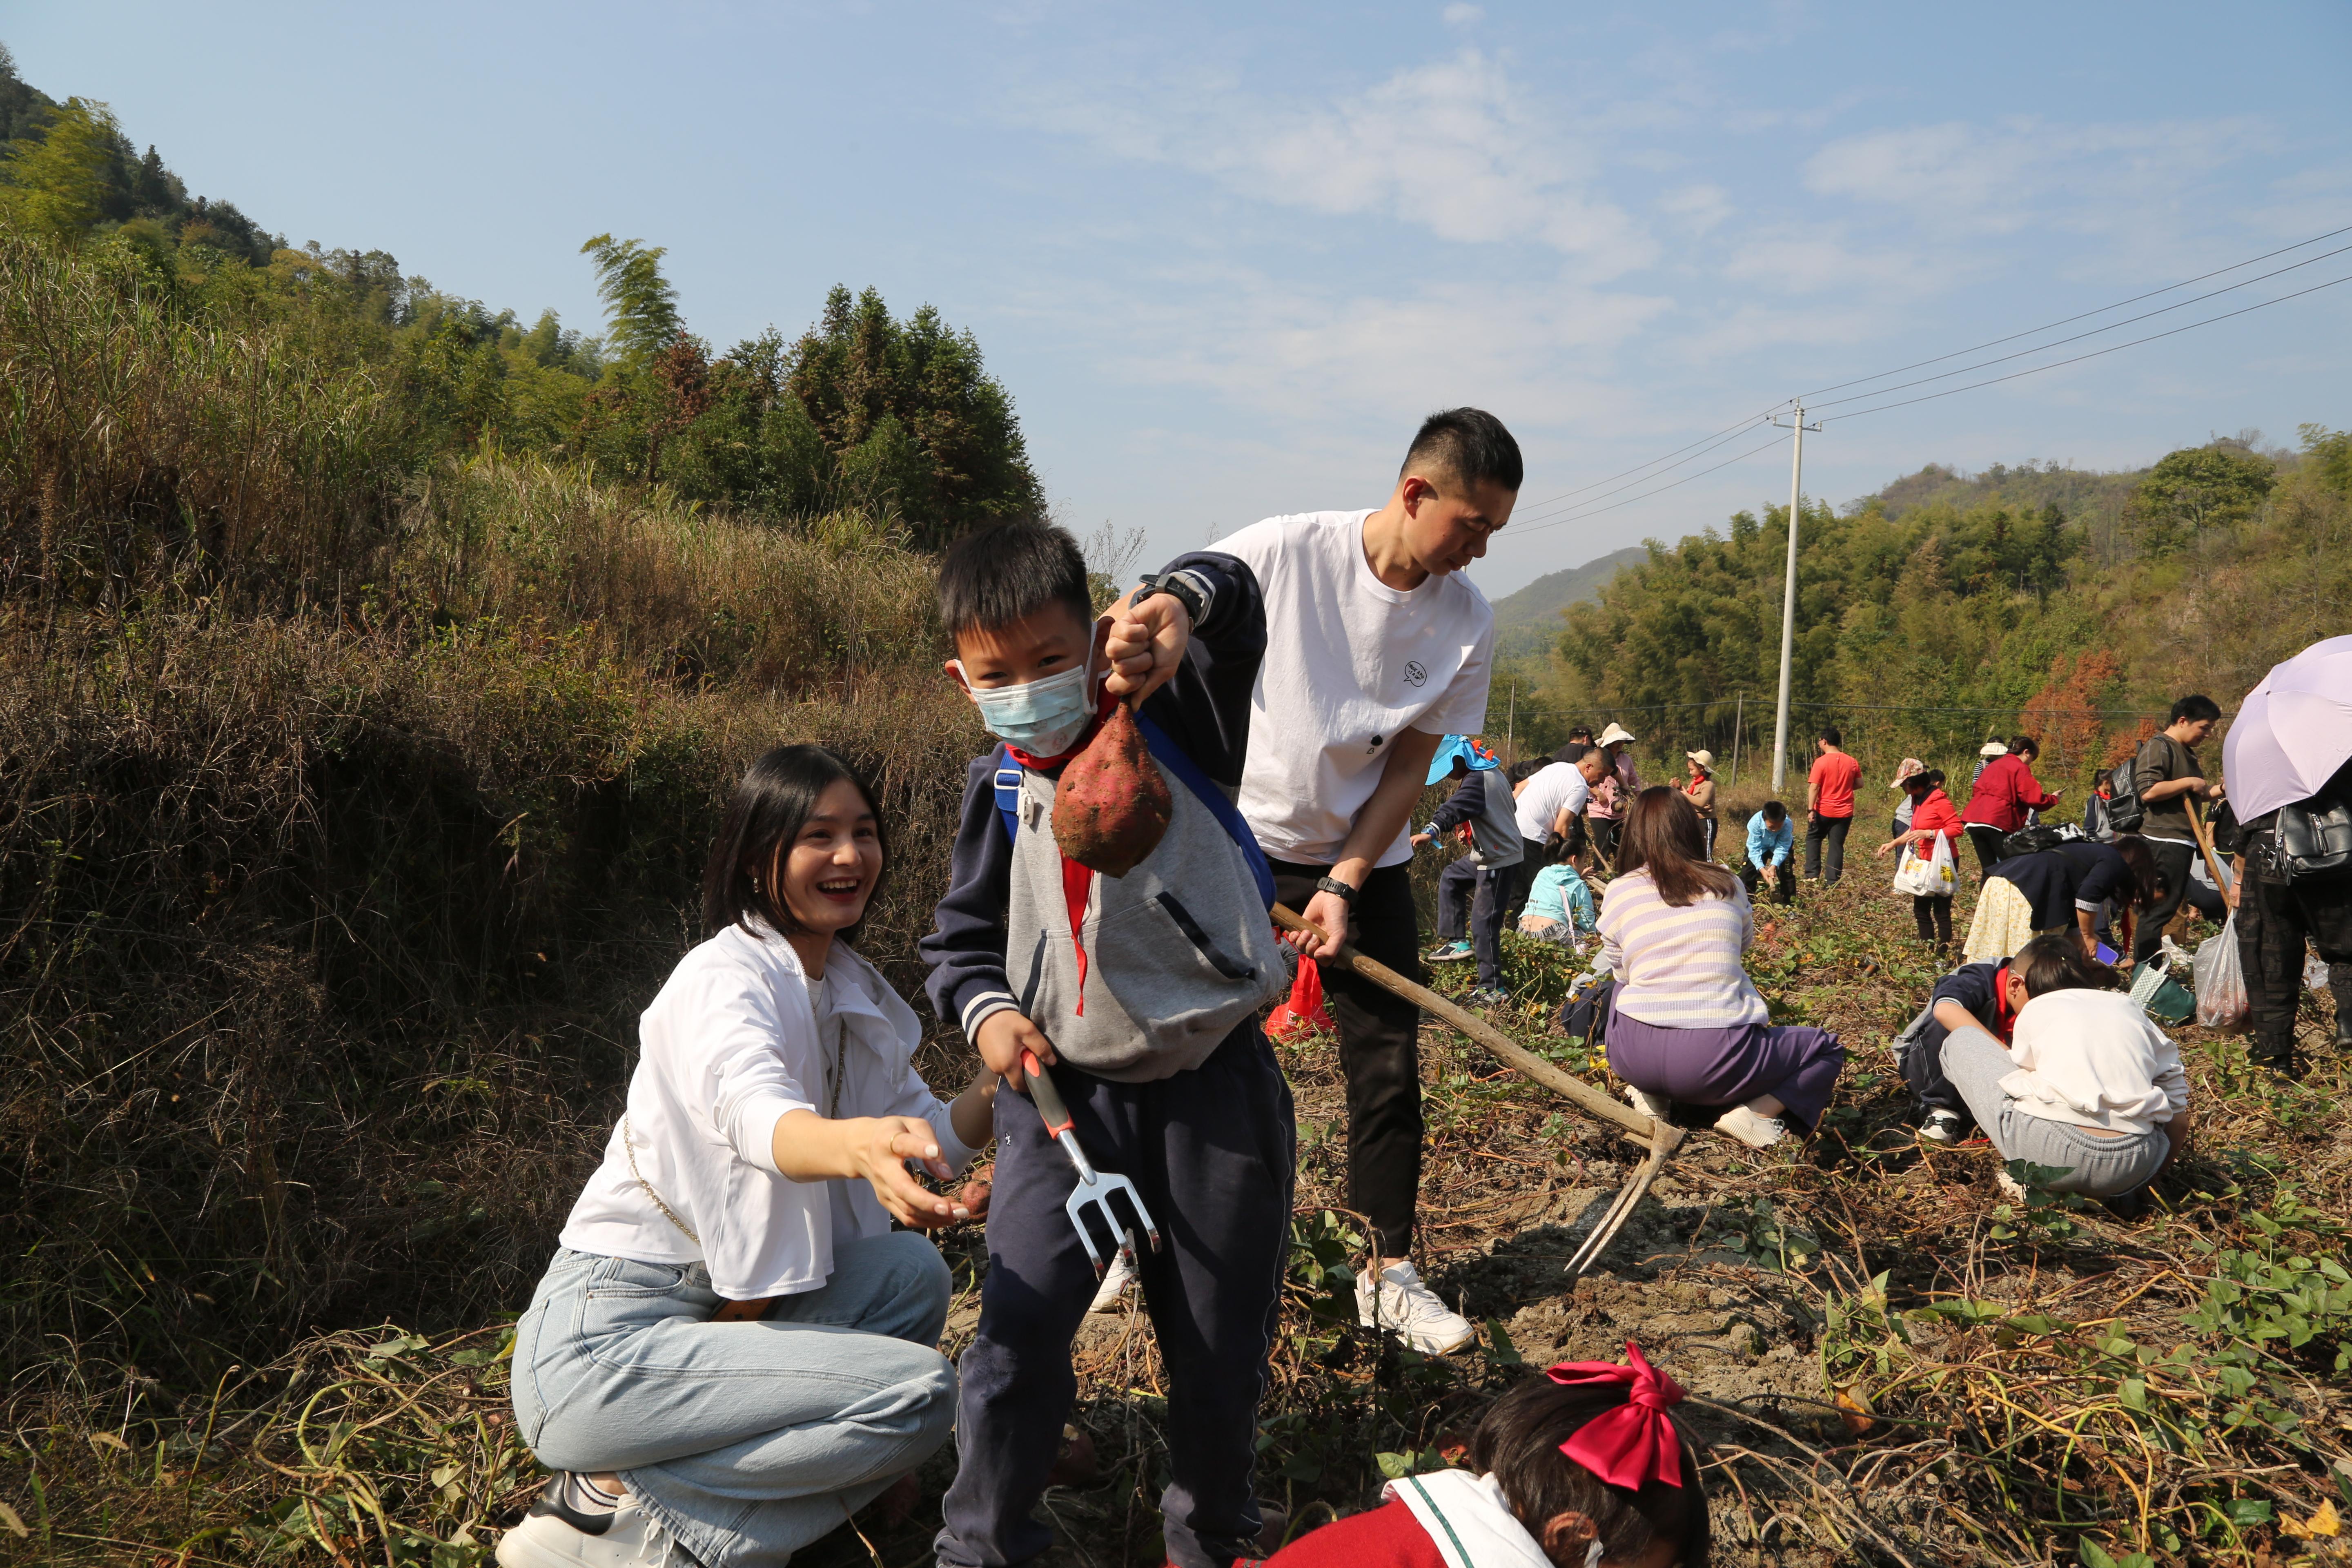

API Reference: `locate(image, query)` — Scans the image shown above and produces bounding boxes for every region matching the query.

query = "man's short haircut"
[1818,726,1842,747]
[935,520,1093,643]
[1568,726,1595,742]
[2169,694,2222,725]
[1402,407,1524,494]
[1762,800,1787,824]
[2008,735,2039,760]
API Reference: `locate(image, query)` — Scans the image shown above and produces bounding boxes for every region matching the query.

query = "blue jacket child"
[920,522,1294,1568]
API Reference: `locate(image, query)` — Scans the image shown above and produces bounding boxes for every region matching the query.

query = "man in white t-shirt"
[1218,407,1520,1355]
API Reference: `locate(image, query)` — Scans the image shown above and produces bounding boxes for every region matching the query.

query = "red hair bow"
[1545,1341,1688,1490]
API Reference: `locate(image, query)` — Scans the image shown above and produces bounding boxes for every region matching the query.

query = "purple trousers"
[1607,1011,1845,1134]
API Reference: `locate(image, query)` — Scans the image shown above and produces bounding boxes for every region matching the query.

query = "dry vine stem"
[1270,902,1691,1277]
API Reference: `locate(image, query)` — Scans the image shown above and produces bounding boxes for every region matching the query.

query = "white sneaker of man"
[1087,1247,1137,1313]
[497,1490,679,1568]
[1355,1258,1476,1354]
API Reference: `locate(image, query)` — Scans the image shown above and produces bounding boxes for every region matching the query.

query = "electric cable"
[1503,401,1790,520]
[1795,221,2352,401]
[1506,415,1779,530]
[1507,430,1791,537]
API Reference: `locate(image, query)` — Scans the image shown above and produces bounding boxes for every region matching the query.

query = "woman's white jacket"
[558,920,976,1301]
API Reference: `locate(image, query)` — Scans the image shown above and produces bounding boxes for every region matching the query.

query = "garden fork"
[1021,1049,1162,1277]
[1271,903,1688,1280]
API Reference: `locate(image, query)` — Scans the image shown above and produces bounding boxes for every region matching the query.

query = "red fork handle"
[1021,1049,1075,1138]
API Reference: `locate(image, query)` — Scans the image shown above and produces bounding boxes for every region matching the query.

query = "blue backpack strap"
[1135,713,1277,910]
[992,745,1023,844]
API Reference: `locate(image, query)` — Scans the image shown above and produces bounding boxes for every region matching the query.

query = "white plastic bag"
[1892,833,1957,898]
[2192,913,2248,1030]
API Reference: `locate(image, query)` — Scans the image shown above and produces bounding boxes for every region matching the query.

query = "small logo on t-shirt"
[1402,660,1428,688]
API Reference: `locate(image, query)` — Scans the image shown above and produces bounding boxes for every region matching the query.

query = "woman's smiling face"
[775,778,882,940]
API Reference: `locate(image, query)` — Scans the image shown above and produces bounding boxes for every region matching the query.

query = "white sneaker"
[497,1496,679,1568]
[1917,1109,1968,1147]
[1087,1247,1137,1312]
[1355,1259,1477,1354]
[1622,1083,1673,1122]
[1713,1105,1787,1149]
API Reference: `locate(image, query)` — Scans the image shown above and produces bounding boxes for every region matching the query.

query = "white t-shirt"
[1513,762,1592,845]
[558,923,976,1301]
[1219,510,1495,867]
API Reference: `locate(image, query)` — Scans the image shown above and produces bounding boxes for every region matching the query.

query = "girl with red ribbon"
[1252,1342,1709,1568]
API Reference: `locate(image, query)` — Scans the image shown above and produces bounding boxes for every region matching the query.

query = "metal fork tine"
[1566,1125,1686,1279]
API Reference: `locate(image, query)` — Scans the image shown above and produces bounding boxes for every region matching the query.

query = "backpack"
[1999,822,2084,859]
[993,714,1276,909]
[2262,795,2352,881]
[2101,757,2146,835]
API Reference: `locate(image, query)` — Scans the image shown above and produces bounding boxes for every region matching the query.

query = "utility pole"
[1506,677,1517,759]
[1730,692,1743,789]
[1767,403,1822,792]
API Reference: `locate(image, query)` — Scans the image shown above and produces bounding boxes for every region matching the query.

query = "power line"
[1824,271,2352,424]
[1506,430,1791,537]
[1804,240,2352,414]
[1505,403,1789,521]
[1507,417,1778,530]
[1795,220,2352,401]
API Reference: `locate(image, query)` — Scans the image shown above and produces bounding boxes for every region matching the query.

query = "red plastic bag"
[1265,953,1333,1042]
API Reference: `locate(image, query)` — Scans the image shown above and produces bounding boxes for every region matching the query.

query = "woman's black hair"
[2007,735,2040,760]
[2109,833,2162,909]
[2012,931,2120,996]
[701,745,887,942]
[1471,1373,1711,1567]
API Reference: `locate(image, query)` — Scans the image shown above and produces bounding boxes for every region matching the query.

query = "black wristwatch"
[1315,875,1359,903]
[1134,570,1207,627]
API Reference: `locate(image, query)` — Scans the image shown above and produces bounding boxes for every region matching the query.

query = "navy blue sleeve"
[1921,961,2001,1060]
[1134,551,1265,792]
[2071,844,2127,910]
[918,754,1021,1040]
[1428,774,1485,833]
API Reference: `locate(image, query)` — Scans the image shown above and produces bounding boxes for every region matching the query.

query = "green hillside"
[1486,543,1648,662]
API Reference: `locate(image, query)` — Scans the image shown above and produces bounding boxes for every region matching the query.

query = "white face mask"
[954,643,1099,757]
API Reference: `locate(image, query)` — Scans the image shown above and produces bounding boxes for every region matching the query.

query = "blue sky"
[10,2,2349,595]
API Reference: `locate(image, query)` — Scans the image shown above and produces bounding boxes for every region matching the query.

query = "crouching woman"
[1602,787,1844,1150]
[1936,933,2188,1203]
[500,746,997,1568]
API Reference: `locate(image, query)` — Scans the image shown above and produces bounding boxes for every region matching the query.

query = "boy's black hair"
[1911,768,1946,791]
[1403,407,1524,494]
[1818,726,1842,747]
[2169,694,2222,725]
[1508,758,1547,783]
[1762,800,1787,824]
[936,519,1093,643]
[1470,1373,1711,1567]
[2012,931,2121,996]
[1552,741,1590,764]
[702,744,887,943]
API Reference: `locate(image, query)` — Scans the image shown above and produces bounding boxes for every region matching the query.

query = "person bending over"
[1738,802,1795,906]
[1962,834,2162,966]
[1936,937,2189,1205]
[1257,1343,1709,1568]
[1895,931,2105,1147]
[500,746,995,1568]
[921,521,1294,1568]
[1602,788,1845,1149]
[1961,737,2061,881]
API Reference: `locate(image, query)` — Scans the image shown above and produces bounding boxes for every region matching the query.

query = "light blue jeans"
[510,1231,957,1568]
[1938,1025,2170,1197]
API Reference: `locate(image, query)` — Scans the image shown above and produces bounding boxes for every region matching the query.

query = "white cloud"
[1441,3,1483,24]
[1658,182,1733,234]
[1010,51,1656,277]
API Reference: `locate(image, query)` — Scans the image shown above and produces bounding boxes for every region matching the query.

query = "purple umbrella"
[2223,634,2352,822]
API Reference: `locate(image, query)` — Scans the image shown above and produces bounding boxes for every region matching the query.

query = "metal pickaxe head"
[1022,1051,1163,1277]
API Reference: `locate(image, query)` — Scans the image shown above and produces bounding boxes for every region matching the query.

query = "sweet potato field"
[15,837,2350,1568]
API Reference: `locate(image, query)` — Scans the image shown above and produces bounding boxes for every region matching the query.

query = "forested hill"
[1487,545,1648,662]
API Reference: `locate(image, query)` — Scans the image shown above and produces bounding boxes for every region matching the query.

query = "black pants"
[1589,817,1621,869]
[1699,816,1718,860]
[2134,839,2198,967]
[1804,813,1852,884]
[2235,847,2352,1068]
[1966,824,2007,882]
[1435,856,1477,942]
[1270,860,1423,1257]
[1741,860,1795,904]
[939,1027,1294,1568]
[1470,858,1533,990]
[1913,894,1954,947]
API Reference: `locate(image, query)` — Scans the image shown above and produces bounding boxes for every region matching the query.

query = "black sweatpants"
[1804,813,1852,884]
[1435,856,1477,942]
[2134,838,2199,967]
[1741,860,1795,905]
[938,1026,1294,1568]
[1470,857,1533,991]
[2234,845,2352,1069]
[1270,859,1423,1257]
[1913,894,1954,947]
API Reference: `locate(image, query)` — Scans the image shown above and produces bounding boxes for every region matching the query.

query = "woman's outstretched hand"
[853,1116,962,1230]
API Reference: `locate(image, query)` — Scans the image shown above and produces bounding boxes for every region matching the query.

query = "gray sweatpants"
[1937,1025,2169,1197]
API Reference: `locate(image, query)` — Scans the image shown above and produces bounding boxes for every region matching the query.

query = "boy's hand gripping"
[1020,1048,1162,1278]
[1102,588,1191,706]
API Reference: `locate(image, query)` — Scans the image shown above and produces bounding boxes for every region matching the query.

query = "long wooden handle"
[2185,797,2229,902]
[1271,902,1657,1141]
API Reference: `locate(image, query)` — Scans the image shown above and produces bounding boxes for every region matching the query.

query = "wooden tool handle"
[2185,797,2230,904]
[1271,902,1656,1140]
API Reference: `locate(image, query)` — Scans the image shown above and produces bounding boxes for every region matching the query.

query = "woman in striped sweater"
[1599,787,1846,1149]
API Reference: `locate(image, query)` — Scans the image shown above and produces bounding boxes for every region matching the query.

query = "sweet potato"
[1052,702,1171,876]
